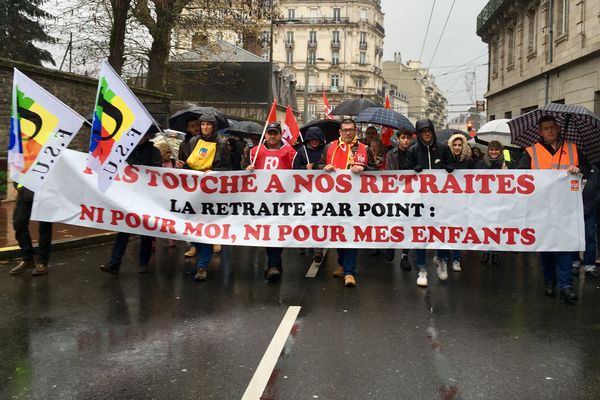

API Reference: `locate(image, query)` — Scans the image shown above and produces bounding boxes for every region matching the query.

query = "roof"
[171,40,268,63]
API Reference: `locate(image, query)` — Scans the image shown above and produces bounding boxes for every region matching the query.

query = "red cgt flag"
[382,95,394,147]
[282,105,301,145]
[266,100,277,124]
[323,90,333,120]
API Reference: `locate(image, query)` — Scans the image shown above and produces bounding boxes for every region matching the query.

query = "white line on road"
[241,306,302,400]
[305,249,328,278]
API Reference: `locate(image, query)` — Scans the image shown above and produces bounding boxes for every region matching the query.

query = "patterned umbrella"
[331,98,381,116]
[508,103,600,162]
[355,107,415,131]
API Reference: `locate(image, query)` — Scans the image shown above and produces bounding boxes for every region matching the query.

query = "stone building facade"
[271,0,385,122]
[382,56,447,129]
[477,0,600,119]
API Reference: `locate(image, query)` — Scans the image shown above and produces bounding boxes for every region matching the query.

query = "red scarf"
[326,138,368,169]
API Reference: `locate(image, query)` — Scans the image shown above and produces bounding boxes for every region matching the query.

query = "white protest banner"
[32,150,585,251]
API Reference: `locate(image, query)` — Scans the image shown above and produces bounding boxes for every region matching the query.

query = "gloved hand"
[414,165,423,173]
[445,166,454,173]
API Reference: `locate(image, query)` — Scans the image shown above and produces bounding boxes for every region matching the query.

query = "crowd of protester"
[9,112,599,305]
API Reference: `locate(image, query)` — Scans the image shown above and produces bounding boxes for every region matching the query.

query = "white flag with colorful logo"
[8,68,86,192]
[87,60,153,192]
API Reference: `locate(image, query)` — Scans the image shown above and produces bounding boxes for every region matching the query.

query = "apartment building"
[272,0,385,121]
[382,55,448,129]
[477,0,600,119]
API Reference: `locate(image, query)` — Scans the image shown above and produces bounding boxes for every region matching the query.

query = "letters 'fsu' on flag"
[323,90,333,120]
[87,60,153,192]
[282,105,301,145]
[9,68,86,192]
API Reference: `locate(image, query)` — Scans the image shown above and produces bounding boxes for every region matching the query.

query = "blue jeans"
[193,242,214,268]
[436,249,460,262]
[110,232,154,269]
[540,252,573,289]
[266,247,283,270]
[337,249,358,276]
[416,249,426,270]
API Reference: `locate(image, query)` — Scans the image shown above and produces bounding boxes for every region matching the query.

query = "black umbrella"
[168,106,230,132]
[355,107,414,131]
[330,98,382,116]
[508,103,600,162]
[436,129,469,144]
[226,120,264,137]
[301,119,341,143]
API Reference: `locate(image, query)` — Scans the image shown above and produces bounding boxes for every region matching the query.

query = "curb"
[0,232,117,261]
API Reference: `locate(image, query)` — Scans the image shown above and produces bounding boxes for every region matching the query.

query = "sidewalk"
[0,200,116,260]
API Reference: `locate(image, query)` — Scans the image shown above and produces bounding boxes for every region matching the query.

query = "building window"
[262,49,269,61]
[527,10,536,54]
[355,77,364,88]
[309,31,317,44]
[507,27,515,68]
[308,50,316,65]
[556,0,568,36]
[308,102,317,118]
[520,105,537,114]
[286,31,294,44]
[288,9,295,19]
[360,8,367,21]
[286,50,293,64]
[489,115,495,121]
[331,74,339,88]
[333,8,341,21]
[332,51,339,65]
[359,32,367,45]
[332,31,340,44]
[504,111,512,119]
[310,8,318,22]
[359,52,366,65]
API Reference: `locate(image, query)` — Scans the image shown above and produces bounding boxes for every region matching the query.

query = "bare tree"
[108,0,132,73]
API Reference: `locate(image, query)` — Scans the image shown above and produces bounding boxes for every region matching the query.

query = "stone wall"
[0,58,171,200]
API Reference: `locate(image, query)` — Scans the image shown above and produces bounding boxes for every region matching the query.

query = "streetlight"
[304,57,325,124]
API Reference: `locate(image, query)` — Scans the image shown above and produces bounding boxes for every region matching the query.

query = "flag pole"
[251,120,270,166]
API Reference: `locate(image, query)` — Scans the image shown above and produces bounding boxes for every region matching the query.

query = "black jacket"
[407,119,453,170]
[187,133,232,171]
[385,147,411,170]
[127,140,162,167]
[294,127,326,169]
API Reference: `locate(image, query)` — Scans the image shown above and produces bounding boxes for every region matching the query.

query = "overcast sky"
[380,0,490,118]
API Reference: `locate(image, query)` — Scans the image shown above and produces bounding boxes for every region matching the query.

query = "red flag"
[323,90,333,120]
[266,100,277,124]
[282,105,301,145]
[382,95,394,146]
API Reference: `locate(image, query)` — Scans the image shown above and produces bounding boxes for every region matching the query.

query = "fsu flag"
[87,60,154,192]
[9,68,86,192]
[282,105,301,145]
[323,90,333,120]
[382,95,394,147]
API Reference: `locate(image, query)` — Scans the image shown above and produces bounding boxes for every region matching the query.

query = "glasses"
[340,128,356,133]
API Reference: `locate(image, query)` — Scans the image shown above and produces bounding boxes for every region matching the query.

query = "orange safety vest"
[526,141,578,170]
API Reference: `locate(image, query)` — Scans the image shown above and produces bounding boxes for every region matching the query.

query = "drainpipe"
[545,0,554,104]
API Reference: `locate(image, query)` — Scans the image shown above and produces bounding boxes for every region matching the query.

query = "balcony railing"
[296,84,345,93]
[282,17,350,24]
[285,41,294,49]
[374,22,385,36]
[359,41,368,50]
[331,41,341,49]
[307,40,317,49]
[476,0,509,33]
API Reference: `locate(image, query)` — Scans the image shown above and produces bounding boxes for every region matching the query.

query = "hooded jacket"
[407,119,452,170]
[127,139,162,167]
[447,133,473,169]
[294,126,326,169]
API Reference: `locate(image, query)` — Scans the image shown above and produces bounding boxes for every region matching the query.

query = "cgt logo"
[571,180,580,191]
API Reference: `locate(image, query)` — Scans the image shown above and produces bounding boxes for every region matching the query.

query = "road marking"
[241,306,301,400]
[305,249,328,278]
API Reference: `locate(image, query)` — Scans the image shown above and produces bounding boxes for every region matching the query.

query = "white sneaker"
[452,260,461,272]
[417,270,428,287]
[437,259,448,281]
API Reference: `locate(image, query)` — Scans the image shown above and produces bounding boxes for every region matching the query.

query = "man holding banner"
[518,115,589,304]
[246,122,297,282]
[321,118,374,287]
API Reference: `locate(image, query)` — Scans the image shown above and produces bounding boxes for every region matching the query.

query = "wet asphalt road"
[1,240,600,400]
